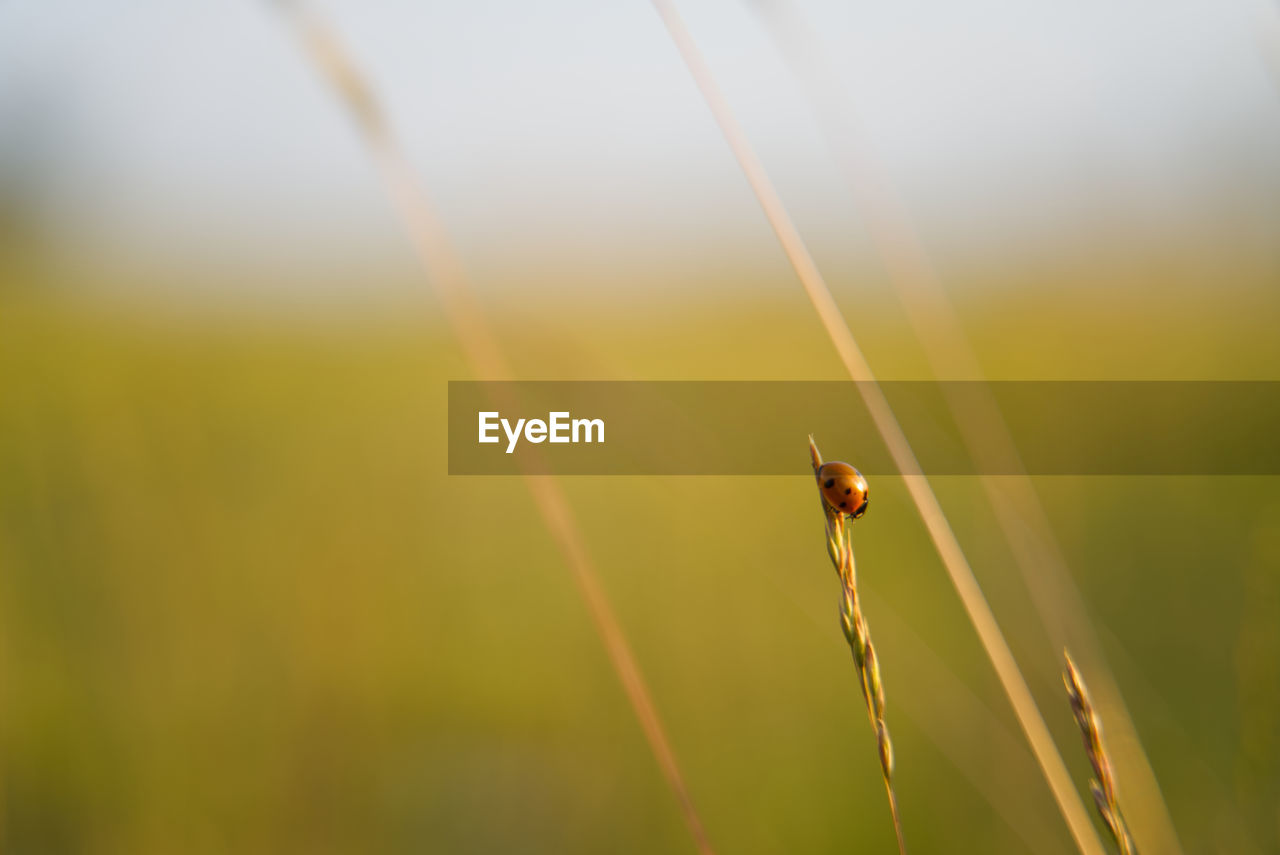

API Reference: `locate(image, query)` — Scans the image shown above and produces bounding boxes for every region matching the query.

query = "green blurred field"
[1,265,1278,853]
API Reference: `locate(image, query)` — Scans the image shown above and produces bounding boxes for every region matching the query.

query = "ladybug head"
[850,494,869,519]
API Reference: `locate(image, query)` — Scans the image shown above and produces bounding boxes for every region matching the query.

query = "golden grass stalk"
[276,6,714,852]
[649,3,1105,853]
[809,437,906,855]
[1064,651,1138,855]
[746,6,1183,848]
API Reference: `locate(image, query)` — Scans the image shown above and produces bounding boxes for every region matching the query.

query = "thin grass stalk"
[275,6,714,852]
[1064,651,1138,855]
[810,438,906,855]
[743,6,1183,849]
[648,2,1104,852]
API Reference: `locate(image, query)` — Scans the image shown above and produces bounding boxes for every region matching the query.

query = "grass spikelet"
[810,436,906,855]
[1064,650,1138,855]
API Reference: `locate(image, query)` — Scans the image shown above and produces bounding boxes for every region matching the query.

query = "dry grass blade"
[810,437,906,854]
[1065,651,1138,855]
[274,5,714,852]
[649,2,1105,853]
[744,7,1185,848]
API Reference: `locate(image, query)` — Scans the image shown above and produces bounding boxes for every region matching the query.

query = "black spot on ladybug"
[825,479,835,488]
[839,501,847,508]
[845,488,852,495]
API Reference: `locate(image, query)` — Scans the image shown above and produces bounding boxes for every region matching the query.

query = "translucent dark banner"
[447,381,1280,475]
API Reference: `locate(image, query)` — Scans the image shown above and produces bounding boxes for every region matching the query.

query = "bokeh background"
[2,1,1279,852]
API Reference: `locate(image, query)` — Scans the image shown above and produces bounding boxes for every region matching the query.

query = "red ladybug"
[817,461,869,519]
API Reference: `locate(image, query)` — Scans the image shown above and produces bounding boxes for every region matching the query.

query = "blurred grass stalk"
[648,2,1106,853]
[273,4,715,852]
[1248,0,1280,95]
[744,2,1185,852]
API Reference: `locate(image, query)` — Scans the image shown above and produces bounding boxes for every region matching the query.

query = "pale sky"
[2,0,1278,286]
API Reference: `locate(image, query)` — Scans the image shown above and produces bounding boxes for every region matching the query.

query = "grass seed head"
[810,436,905,854]
[1064,651,1137,855]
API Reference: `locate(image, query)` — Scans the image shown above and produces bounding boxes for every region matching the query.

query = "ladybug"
[817,461,869,519]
